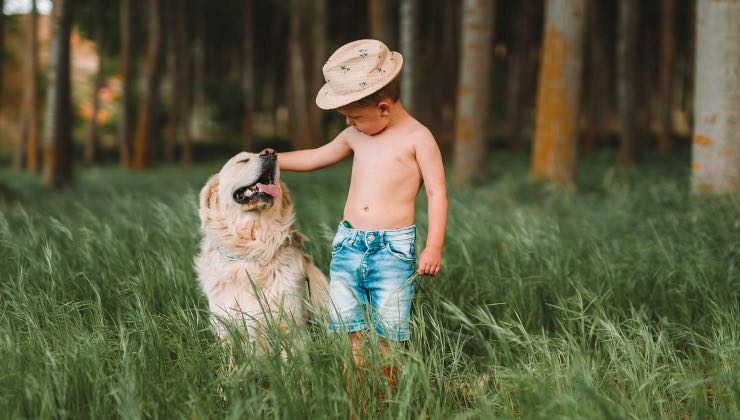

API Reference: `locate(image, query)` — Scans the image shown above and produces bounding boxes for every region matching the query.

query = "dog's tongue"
[256,183,277,197]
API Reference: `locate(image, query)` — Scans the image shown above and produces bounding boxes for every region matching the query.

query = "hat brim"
[315,53,403,110]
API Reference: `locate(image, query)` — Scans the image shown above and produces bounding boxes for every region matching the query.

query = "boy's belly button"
[363,206,369,212]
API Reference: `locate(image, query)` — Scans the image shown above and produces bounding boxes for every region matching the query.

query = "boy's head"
[316,39,403,111]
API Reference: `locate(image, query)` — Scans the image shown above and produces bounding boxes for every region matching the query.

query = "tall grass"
[1,152,738,418]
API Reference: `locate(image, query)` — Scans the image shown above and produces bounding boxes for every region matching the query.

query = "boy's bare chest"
[348,136,417,173]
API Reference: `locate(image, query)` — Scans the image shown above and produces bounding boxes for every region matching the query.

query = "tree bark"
[506,0,535,153]
[84,0,102,165]
[42,0,74,188]
[309,0,327,145]
[531,0,586,184]
[15,1,39,172]
[118,0,132,167]
[176,0,191,166]
[691,0,740,194]
[368,0,396,49]
[656,0,675,152]
[133,0,164,170]
[288,0,313,150]
[399,0,418,115]
[0,0,5,123]
[242,0,255,152]
[617,0,639,165]
[584,0,612,155]
[191,3,206,140]
[452,0,494,186]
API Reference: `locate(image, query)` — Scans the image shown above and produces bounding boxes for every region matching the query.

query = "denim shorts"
[327,222,416,341]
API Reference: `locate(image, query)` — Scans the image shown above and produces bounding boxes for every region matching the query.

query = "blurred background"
[0,0,736,191]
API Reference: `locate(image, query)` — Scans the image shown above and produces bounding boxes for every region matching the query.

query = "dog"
[195,149,328,346]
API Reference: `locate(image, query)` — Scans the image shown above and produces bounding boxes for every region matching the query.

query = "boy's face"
[337,100,391,135]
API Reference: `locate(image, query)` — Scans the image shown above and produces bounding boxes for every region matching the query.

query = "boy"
[275,39,447,367]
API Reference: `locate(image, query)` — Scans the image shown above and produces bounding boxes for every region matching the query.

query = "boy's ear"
[378,100,392,116]
[199,174,220,229]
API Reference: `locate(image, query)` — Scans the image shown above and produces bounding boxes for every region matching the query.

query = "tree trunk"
[691,0,740,194]
[118,0,132,167]
[0,0,5,123]
[164,6,177,163]
[242,0,255,152]
[42,0,74,188]
[309,0,327,145]
[368,0,396,49]
[656,0,675,152]
[452,0,494,186]
[399,0,418,115]
[176,0,191,166]
[506,0,535,153]
[584,0,612,155]
[84,0,102,165]
[191,4,206,140]
[617,0,639,165]
[133,0,164,170]
[531,0,586,184]
[288,0,313,150]
[15,1,39,171]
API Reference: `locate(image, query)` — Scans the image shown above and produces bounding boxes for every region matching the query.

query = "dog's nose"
[259,148,275,159]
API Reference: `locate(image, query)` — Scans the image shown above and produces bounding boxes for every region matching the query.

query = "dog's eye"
[238,158,250,164]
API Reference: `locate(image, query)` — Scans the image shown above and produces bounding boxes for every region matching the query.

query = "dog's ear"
[199,174,220,229]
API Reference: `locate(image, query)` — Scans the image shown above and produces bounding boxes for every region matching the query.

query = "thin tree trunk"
[506,0,534,153]
[309,0,326,145]
[617,0,639,165]
[84,0,102,165]
[176,0,191,166]
[288,0,312,150]
[242,0,255,152]
[657,0,675,152]
[15,1,38,170]
[399,0,418,115]
[0,0,5,123]
[531,0,586,184]
[369,0,396,49]
[439,0,459,152]
[118,0,132,167]
[164,6,176,163]
[691,0,740,194]
[133,0,164,170]
[452,0,494,186]
[191,4,206,140]
[584,0,611,155]
[42,0,74,188]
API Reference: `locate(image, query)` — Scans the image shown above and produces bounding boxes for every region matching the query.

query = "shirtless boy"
[275,40,447,366]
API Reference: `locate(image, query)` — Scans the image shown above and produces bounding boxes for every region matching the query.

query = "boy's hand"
[417,246,442,276]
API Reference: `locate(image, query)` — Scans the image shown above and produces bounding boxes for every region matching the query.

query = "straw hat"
[316,39,403,110]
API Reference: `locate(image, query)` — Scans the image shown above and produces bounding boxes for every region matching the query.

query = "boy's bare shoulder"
[405,119,437,148]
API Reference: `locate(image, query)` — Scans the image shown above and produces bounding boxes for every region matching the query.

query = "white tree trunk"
[452,0,494,185]
[399,0,417,114]
[691,0,740,193]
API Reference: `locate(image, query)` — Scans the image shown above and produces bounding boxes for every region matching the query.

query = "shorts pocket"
[331,231,349,255]
[384,239,415,262]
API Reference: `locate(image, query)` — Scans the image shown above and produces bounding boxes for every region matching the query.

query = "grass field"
[1,151,738,419]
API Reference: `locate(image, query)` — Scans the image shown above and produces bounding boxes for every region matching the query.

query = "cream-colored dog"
[195,149,328,344]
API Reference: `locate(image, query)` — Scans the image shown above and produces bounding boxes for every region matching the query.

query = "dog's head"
[199,149,292,233]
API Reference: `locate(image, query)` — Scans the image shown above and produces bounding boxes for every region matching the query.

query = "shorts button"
[368,235,375,241]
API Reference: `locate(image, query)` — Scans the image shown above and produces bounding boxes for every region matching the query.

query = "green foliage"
[0,153,738,418]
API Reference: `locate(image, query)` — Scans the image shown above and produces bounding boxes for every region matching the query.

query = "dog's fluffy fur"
[195,151,328,344]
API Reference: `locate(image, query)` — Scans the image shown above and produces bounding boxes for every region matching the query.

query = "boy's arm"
[277,128,353,172]
[414,129,448,277]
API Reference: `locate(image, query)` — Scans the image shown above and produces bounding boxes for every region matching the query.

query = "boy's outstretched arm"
[414,129,448,277]
[276,129,353,172]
